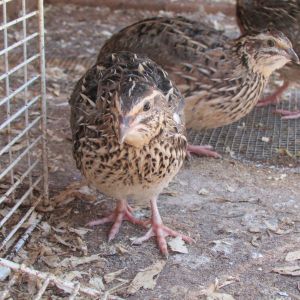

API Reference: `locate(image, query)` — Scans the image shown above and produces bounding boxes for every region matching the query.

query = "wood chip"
[41,255,60,268]
[115,244,129,255]
[285,250,300,262]
[62,270,87,282]
[60,254,106,268]
[198,188,209,196]
[200,278,236,300]
[273,266,300,276]
[104,268,126,284]
[127,260,166,295]
[168,237,188,254]
[68,227,92,238]
[89,276,105,291]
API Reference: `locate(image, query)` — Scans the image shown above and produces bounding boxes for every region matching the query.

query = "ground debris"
[115,244,130,255]
[273,265,300,276]
[199,277,238,300]
[68,226,93,238]
[47,128,65,142]
[127,260,166,295]
[264,219,295,235]
[89,276,105,291]
[104,268,126,284]
[168,237,189,254]
[53,181,98,207]
[61,270,88,282]
[198,188,210,196]
[285,250,300,262]
[60,254,106,268]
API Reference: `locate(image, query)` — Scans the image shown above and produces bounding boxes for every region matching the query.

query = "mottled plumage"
[237,0,300,117]
[69,51,192,255]
[98,16,298,129]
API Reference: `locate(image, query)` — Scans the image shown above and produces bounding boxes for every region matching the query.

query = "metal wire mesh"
[189,86,300,163]
[0,0,50,294]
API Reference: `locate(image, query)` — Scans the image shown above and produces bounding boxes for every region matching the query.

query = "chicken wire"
[189,86,300,163]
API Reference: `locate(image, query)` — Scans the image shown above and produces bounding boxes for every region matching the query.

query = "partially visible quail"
[69,51,193,255]
[237,0,300,118]
[98,17,299,156]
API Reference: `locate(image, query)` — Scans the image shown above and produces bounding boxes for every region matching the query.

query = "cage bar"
[38,0,49,204]
[0,54,40,81]
[0,32,39,56]
[0,0,49,286]
[0,11,38,31]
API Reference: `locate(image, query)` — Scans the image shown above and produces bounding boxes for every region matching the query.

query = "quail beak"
[118,116,133,145]
[286,48,300,64]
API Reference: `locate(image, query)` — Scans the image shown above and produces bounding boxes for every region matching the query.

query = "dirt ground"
[4,2,300,299]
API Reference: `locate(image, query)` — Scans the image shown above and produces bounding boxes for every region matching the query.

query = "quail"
[236,0,300,118]
[69,51,193,255]
[98,16,299,156]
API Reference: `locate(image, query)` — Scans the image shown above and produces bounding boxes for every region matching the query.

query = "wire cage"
[0,0,48,258]
[0,0,61,297]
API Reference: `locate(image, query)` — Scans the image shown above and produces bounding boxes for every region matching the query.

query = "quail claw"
[87,199,148,241]
[132,198,194,256]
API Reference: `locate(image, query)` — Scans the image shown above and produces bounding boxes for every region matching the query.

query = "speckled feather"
[69,52,187,205]
[98,16,292,130]
[236,0,300,84]
[98,16,227,67]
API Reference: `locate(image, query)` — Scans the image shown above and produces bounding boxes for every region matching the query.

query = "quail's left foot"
[132,198,194,256]
[275,109,300,120]
[187,144,221,159]
[87,199,147,241]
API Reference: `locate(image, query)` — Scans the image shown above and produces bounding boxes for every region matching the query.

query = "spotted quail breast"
[69,51,193,255]
[98,16,299,156]
[237,0,300,118]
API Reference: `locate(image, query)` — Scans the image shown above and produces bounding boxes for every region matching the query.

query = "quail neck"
[236,0,300,114]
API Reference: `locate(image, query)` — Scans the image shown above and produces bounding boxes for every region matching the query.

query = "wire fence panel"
[0,0,48,266]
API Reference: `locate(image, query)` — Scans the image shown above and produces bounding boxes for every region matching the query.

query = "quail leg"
[87,199,147,241]
[187,144,221,159]
[256,81,289,107]
[274,109,300,120]
[132,198,194,256]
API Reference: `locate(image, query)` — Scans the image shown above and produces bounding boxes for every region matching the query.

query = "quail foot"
[69,51,193,255]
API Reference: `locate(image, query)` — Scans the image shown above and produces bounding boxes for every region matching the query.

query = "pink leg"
[274,109,300,120]
[132,198,194,256]
[87,199,147,241]
[256,81,289,107]
[187,144,221,159]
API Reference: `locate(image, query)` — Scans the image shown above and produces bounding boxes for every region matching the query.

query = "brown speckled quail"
[69,51,193,255]
[237,0,300,118]
[98,16,299,156]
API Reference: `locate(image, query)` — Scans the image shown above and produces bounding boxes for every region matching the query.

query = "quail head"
[236,0,300,118]
[98,16,298,156]
[69,51,193,255]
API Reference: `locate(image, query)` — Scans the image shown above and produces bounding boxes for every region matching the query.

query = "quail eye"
[143,101,151,111]
[267,39,275,47]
